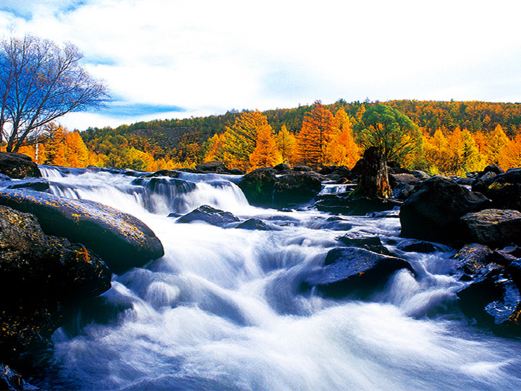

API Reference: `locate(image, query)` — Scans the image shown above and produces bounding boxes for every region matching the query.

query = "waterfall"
[35,167,521,391]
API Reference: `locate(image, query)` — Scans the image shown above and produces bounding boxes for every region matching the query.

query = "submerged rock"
[0,189,164,273]
[461,209,521,247]
[0,153,41,179]
[337,234,391,255]
[175,205,239,227]
[302,247,413,298]
[239,168,322,208]
[0,205,111,364]
[396,240,438,253]
[400,177,491,244]
[5,177,50,192]
[236,218,275,231]
[315,194,400,216]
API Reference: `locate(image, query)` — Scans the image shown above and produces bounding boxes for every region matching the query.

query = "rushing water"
[34,166,521,390]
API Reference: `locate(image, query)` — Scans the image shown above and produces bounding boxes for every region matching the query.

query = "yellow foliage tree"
[223,111,271,171]
[276,125,296,164]
[325,108,360,168]
[249,125,282,170]
[424,128,451,174]
[460,129,485,174]
[498,134,521,170]
[204,133,226,162]
[296,102,335,168]
[64,131,90,168]
[487,125,510,165]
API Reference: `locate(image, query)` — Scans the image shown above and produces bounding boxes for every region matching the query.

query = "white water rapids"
[36,166,521,390]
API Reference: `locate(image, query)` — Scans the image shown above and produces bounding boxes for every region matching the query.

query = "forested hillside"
[16,100,521,174]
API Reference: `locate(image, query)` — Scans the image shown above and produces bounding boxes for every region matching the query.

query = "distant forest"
[14,100,521,175]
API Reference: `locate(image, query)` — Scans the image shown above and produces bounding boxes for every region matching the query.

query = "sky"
[0,0,520,130]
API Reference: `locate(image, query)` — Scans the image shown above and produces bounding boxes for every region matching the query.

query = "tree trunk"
[354,147,392,199]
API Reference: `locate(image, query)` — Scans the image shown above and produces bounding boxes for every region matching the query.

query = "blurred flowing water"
[36,166,521,391]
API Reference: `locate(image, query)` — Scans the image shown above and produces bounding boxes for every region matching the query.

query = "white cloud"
[1,0,520,129]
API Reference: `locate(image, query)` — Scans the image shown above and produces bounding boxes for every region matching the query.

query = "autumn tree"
[0,35,107,151]
[276,125,296,164]
[498,134,521,170]
[487,125,510,165]
[424,128,451,174]
[204,133,226,162]
[355,104,420,198]
[459,129,484,174]
[65,131,90,167]
[44,124,68,166]
[222,111,271,171]
[296,102,335,168]
[249,125,282,170]
[325,108,360,168]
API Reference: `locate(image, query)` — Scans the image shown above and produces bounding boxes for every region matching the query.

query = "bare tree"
[0,35,108,152]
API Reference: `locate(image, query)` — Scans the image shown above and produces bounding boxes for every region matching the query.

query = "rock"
[337,234,391,255]
[472,168,521,211]
[0,363,27,391]
[411,170,430,180]
[397,240,438,253]
[0,153,41,179]
[236,218,275,231]
[457,268,521,332]
[273,163,291,172]
[315,194,400,216]
[400,177,491,244]
[144,170,181,178]
[390,173,421,200]
[239,168,322,208]
[0,189,164,273]
[5,178,50,192]
[482,164,504,176]
[302,247,413,298]
[0,205,111,364]
[293,165,313,172]
[320,166,353,183]
[452,243,496,281]
[175,205,239,227]
[461,209,521,247]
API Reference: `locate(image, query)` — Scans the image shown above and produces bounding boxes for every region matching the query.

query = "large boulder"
[472,168,521,211]
[239,168,322,208]
[0,189,164,273]
[174,205,239,227]
[461,209,521,247]
[301,247,413,298]
[315,193,400,216]
[0,153,41,179]
[390,173,421,200]
[400,177,491,243]
[0,205,111,363]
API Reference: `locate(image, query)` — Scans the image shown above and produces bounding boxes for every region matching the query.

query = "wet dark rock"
[315,194,400,216]
[144,169,181,178]
[236,218,275,231]
[400,176,491,244]
[457,268,521,332]
[472,168,521,211]
[461,209,521,247]
[273,163,291,172]
[5,178,50,192]
[175,205,239,227]
[490,246,521,266]
[397,240,438,253]
[0,205,111,365]
[390,173,421,200]
[293,165,313,172]
[482,164,504,176]
[411,170,430,180]
[0,189,164,273]
[0,153,41,179]
[337,234,391,255]
[320,166,353,183]
[302,247,413,298]
[239,168,322,208]
[0,363,28,391]
[453,243,497,281]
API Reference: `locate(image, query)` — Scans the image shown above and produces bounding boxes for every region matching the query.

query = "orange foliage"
[249,125,282,170]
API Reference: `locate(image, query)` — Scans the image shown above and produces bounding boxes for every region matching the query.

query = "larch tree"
[296,102,335,168]
[65,131,90,167]
[276,125,296,164]
[487,125,510,165]
[325,108,360,168]
[460,129,485,174]
[424,128,451,174]
[249,124,282,170]
[498,134,521,170]
[204,133,226,162]
[44,124,68,166]
[222,111,270,171]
